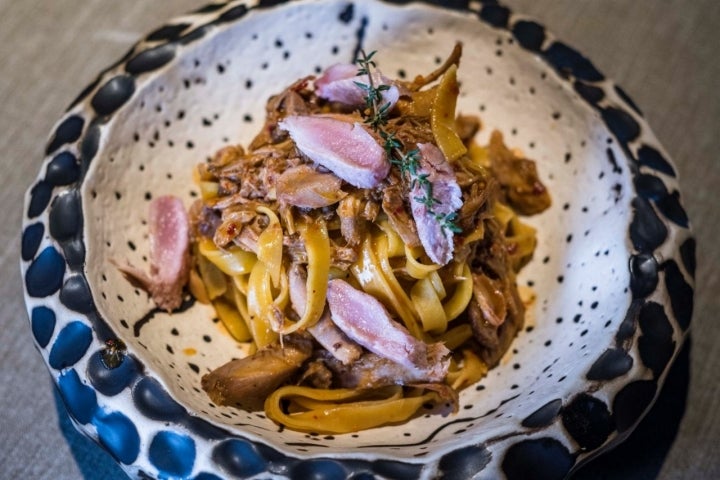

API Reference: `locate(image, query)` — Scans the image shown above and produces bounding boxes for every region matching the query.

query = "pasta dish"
[118,45,551,433]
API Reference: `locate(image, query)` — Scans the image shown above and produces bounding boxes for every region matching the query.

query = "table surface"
[1,1,718,479]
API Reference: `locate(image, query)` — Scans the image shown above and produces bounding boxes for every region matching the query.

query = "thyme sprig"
[355,50,461,235]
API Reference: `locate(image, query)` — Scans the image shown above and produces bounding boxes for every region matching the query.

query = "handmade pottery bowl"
[21,1,695,478]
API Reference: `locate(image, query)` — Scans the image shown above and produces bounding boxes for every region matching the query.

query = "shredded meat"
[382,182,421,248]
[327,279,450,378]
[175,47,552,429]
[250,76,315,150]
[326,352,448,388]
[337,193,366,246]
[409,143,463,265]
[455,114,481,143]
[488,131,551,215]
[276,165,347,208]
[458,177,494,232]
[201,334,313,411]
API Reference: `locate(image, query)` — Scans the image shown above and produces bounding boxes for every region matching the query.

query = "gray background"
[1,1,718,478]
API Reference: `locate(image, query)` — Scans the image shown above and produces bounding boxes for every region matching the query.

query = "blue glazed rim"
[21,1,695,478]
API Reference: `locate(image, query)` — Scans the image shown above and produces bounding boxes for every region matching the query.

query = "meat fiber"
[327,352,450,388]
[326,279,449,378]
[276,164,347,208]
[201,334,313,411]
[279,115,389,188]
[382,183,421,248]
[409,143,463,265]
[114,196,190,311]
[288,265,363,365]
[488,130,551,215]
[336,193,365,246]
[315,63,400,110]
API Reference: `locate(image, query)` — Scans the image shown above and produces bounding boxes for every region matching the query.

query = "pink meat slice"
[409,143,463,265]
[288,265,363,365]
[314,64,358,89]
[279,115,389,188]
[328,352,451,387]
[326,279,450,377]
[315,63,400,110]
[115,195,190,311]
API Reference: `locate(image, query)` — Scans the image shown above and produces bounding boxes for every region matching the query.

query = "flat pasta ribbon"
[265,385,441,434]
[276,218,330,334]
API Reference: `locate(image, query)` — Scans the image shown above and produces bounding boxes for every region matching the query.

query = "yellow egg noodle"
[191,157,541,432]
[175,47,552,433]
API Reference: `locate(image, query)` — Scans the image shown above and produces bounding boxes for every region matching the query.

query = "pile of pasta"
[187,51,549,433]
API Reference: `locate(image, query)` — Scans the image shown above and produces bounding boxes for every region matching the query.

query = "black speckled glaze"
[125,44,177,74]
[45,115,84,155]
[512,21,545,52]
[586,348,633,381]
[21,1,694,479]
[91,75,136,116]
[521,399,563,429]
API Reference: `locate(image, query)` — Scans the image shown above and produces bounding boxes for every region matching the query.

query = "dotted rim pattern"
[21,1,695,479]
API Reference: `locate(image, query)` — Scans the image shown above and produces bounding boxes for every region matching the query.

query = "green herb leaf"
[354,49,460,235]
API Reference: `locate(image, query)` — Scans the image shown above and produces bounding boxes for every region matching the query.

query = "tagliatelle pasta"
[264,385,444,434]
[121,45,551,434]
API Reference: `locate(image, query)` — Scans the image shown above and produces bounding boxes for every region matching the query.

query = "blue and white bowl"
[21,1,695,478]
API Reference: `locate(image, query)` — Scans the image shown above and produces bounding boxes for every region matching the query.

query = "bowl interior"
[83,0,634,458]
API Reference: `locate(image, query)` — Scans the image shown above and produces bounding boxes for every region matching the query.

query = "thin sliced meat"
[276,165,347,208]
[471,272,507,327]
[114,196,190,311]
[315,63,400,110]
[249,76,314,149]
[409,143,463,265]
[279,115,389,188]
[309,315,364,365]
[488,130,551,215]
[382,183,421,248]
[288,265,363,365]
[327,352,449,388]
[201,334,313,411]
[326,279,449,378]
[468,276,525,367]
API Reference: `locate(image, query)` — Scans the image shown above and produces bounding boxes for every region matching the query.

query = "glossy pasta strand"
[277,218,330,335]
[265,385,441,434]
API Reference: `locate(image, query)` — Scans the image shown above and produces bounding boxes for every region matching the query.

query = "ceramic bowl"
[21,1,695,478]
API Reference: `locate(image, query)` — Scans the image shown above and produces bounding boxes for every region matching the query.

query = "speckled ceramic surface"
[21,1,695,479]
